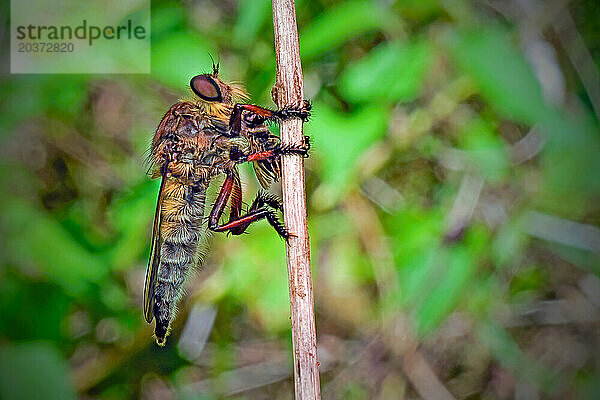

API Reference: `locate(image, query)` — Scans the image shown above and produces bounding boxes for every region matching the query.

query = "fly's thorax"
[152,101,225,163]
[153,127,215,164]
[151,101,236,184]
[153,102,201,148]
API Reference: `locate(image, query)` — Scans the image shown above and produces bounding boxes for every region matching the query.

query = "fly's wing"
[253,159,280,189]
[250,132,281,189]
[143,174,166,323]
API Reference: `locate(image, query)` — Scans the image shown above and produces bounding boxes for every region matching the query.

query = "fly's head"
[190,66,248,117]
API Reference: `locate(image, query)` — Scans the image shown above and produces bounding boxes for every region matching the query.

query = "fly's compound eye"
[190,74,222,102]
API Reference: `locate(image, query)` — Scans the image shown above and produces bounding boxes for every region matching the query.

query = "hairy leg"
[229,100,311,137]
[208,172,289,239]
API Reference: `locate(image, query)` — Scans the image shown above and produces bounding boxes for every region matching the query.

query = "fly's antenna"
[208,53,219,76]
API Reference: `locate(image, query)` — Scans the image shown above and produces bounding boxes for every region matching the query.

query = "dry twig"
[272,1,321,399]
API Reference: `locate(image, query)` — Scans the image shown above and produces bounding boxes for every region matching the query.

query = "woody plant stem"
[272,1,321,399]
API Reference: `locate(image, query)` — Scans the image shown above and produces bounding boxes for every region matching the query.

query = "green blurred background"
[1,0,600,398]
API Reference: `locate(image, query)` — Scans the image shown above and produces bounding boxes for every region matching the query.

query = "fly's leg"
[228,191,284,235]
[280,134,311,157]
[208,172,289,239]
[229,135,311,164]
[249,191,283,212]
[216,207,289,239]
[229,100,312,137]
[228,172,243,223]
[208,171,236,230]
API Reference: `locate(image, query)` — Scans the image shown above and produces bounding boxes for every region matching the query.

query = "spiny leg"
[249,191,284,212]
[229,101,312,137]
[214,208,289,239]
[229,135,311,165]
[208,173,289,239]
[247,136,310,160]
[228,191,284,236]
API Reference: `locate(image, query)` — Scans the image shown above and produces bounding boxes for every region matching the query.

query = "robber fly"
[144,63,311,345]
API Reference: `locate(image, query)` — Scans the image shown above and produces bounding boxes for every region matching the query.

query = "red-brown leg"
[228,175,245,235]
[211,208,289,239]
[208,173,289,239]
[229,102,311,137]
[208,173,235,230]
[229,136,311,164]
[224,191,285,236]
[229,174,242,222]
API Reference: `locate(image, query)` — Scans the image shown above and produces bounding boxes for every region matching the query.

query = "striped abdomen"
[152,178,207,343]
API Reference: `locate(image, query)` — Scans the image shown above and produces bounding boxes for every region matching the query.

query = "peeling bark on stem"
[272,1,321,399]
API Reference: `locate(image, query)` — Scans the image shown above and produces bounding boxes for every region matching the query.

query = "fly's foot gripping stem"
[276,100,312,122]
[280,135,310,157]
[229,100,312,136]
[229,135,310,164]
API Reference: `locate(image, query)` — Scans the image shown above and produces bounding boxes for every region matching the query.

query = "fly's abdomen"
[153,179,206,344]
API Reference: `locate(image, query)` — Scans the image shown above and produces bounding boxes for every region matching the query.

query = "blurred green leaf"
[152,32,214,89]
[578,373,600,400]
[447,27,548,124]
[0,197,107,296]
[388,208,445,258]
[539,243,600,275]
[108,180,160,270]
[340,39,432,103]
[509,264,546,297]
[151,3,185,42]
[402,247,444,307]
[447,26,600,214]
[0,279,68,342]
[308,103,388,205]
[492,221,527,268]
[416,228,486,335]
[0,342,76,400]
[341,382,369,400]
[387,209,444,305]
[537,111,600,214]
[100,280,131,311]
[0,76,88,136]
[458,117,509,182]
[223,226,289,333]
[394,0,442,20]
[300,0,401,60]
[233,0,271,47]
[40,77,89,116]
